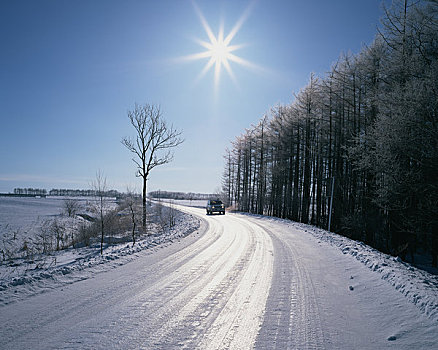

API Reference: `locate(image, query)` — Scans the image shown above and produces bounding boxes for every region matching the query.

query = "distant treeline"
[222,0,438,266]
[149,191,216,200]
[12,188,121,198]
[12,188,47,196]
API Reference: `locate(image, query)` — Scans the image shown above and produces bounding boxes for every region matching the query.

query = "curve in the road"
[2,205,437,349]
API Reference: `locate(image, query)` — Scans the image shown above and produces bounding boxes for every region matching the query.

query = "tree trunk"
[100,196,104,255]
[292,127,300,221]
[143,176,147,229]
[301,117,311,224]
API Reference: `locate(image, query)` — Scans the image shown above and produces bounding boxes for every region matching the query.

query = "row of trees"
[48,188,120,197]
[11,188,121,198]
[222,0,438,265]
[13,188,47,196]
[149,191,216,200]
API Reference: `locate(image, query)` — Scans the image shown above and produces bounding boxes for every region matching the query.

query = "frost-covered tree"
[360,0,438,261]
[222,0,438,265]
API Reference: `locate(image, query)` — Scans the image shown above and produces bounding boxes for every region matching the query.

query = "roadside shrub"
[63,198,80,217]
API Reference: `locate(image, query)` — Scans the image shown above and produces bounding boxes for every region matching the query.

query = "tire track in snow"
[249,217,325,350]
[195,217,273,349]
[139,216,252,347]
[140,212,274,349]
[83,208,274,349]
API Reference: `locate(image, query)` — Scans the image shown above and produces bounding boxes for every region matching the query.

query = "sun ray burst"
[185,1,256,90]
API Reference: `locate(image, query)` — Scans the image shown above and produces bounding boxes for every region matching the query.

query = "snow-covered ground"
[0,203,437,349]
[0,202,200,306]
[157,198,207,209]
[0,196,119,261]
[239,212,438,324]
[0,196,118,239]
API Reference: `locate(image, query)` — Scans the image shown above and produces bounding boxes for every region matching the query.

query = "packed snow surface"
[1,204,437,349]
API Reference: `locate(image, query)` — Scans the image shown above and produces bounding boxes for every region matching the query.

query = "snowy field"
[0,196,120,268]
[0,197,70,236]
[0,196,117,240]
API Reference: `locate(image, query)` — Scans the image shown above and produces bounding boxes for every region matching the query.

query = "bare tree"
[121,103,183,229]
[124,188,139,245]
[63,198,80,217]
[92,170,108,255]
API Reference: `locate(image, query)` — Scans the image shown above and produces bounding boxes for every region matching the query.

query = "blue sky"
[0,0,385,194]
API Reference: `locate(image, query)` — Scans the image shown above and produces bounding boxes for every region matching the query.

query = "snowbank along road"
[1,205,437,349]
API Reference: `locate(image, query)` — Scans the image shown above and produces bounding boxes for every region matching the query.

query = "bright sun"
[209,39,230,65]
[183,2,257,89]
[198,24,239,85]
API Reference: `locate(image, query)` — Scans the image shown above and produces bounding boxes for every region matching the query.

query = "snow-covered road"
[1,205,437,349]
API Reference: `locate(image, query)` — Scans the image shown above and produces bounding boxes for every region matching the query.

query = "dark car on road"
[206,199,225,215]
